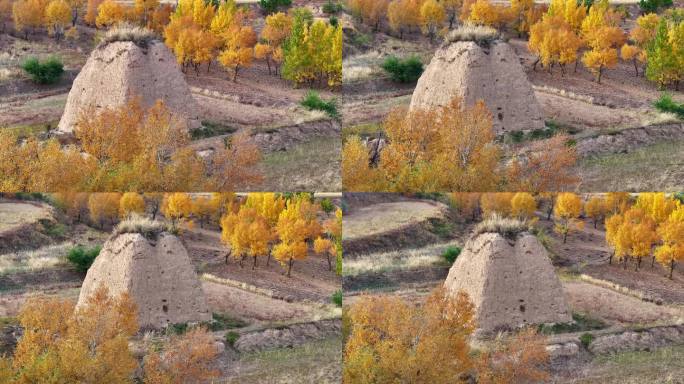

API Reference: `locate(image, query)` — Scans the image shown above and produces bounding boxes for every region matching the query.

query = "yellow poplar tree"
[119,192,146,218]
[44,0,71,39]
[272,195,321,277]
[510,192,537,220]
[584,195,607,229]
[420,0,445,42]
[553,192,584,243]
[655,206,684,279]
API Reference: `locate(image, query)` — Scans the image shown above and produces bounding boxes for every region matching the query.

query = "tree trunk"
[596,66,603,84]
[225,250,231,265]
[669,260,674,279]
[608,250,613,264]
[327,253,332,271]
[593,219,597,229]
[287,258,293,277]
[563,231,568,244]
[267,252,271,266]
[266,58,272,75]
[253,255,258,270]
[532,57,540,71]
[233,66,239,82]
[652,255,656,268]
[574,60,579,73]
[632,59,639,77]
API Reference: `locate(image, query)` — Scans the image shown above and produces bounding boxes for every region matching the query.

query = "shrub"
[580,333,594,349]
[639,0,673,13]
[322,0,342,14]
[225,331,240,347]
[21,57,64,84]
[654,93,684,119]
[208,313,247,331]
[329,16,339,28]
[259,0,291,14]
[67,245,101,273]
[320,198,335,214]
[381,55,424,83]
[442,246,461,264]
[300,91,339,118]
[331,290,343,307]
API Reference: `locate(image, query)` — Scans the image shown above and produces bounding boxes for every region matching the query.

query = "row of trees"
[220,193,342,276]
[0,99,262,191]
[49,192,343,277]
[163,0,341,85]
[342,97,578,192]
[5,0,172,39]
[527,0,683,87]
[347,0,542,40]
[51,192,239,229]
[448,192,684,279]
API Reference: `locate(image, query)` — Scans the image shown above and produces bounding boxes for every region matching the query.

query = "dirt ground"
[0,201,53,233]
[342,200,446,240]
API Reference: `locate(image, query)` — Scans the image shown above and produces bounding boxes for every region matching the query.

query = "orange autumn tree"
[480,192,514,218]
[580,0,625,83]
[162,192,193,230]
[272,194,321,277]
[44,0,71,39]
[317,206,342,272]
[584,195,607,229]
[621,13,659,77]
[52,192,90,222]
[344,287,550,383]
[220,193,284,268]
[510,192,537,220]
[143,327,220,384]
[419,0,445,42]
[88,192,121,228]
[1,99,261,192]
[387,0,421,39]
[348,0,389,31]
[218,23,257,81]
[119,192,146,218]
[0,285,138,383]
[343,98,500,192]
[255,12,292,75]
[655,205,684,279]
[528,14,583,74]
[553,192,583,243]
[611,206,658,270]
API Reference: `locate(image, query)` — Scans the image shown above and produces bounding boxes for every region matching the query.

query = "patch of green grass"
[441,246,461,264]
[538,312,607,335]
[580,332,594,348]
[654,93,684,119]
[381,55,424,83]
[43,221,67,238]
[225,331,240,347]
[190,121,238,140]
[167,322,188,335]
[342,122,382,142]
[208,312,247,331]
[5,121,58,139]
[0,317,18,327]
[66,245,101,273]
[331,290,342,307]
[579,140,684,191]
[351,32,371,47]
[428,219,454,238]
[585,344,684,383]
[300,91,339,119]
[261,136,340,191]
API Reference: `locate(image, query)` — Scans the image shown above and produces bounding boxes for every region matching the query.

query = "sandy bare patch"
[343,200,445,240]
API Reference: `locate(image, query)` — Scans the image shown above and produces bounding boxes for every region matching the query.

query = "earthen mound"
[57,38,200,133]
[444,231,571,335]
[77,231,211,329]
[410,33,544,134]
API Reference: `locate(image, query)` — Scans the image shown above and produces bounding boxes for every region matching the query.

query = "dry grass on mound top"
[474,214,530,238]
[114,215,168,237]
[101,23,156,48]
[446,24,499,44]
